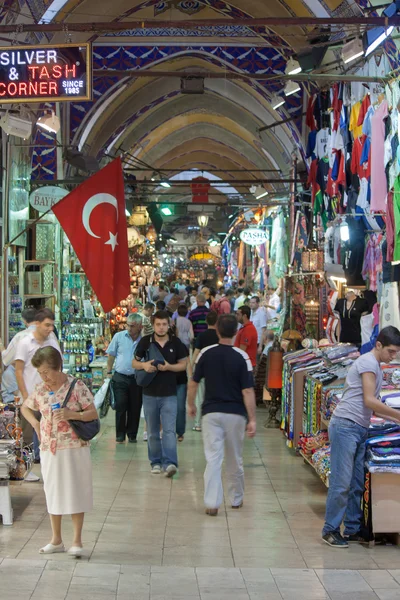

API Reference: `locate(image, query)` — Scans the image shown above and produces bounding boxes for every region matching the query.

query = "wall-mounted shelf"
[24,261,55,266]
[24,294,55,299]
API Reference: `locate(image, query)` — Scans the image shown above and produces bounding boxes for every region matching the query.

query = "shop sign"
[240,228,268,246]
[29,186,69,213]
[0,43,92,103]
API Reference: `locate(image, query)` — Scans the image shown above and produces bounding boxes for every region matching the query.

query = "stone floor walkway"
[1,410,400,599]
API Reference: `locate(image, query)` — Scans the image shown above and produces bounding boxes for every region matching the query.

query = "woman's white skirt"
[41,447,93,515]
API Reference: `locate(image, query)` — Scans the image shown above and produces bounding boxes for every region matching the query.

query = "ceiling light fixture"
[285,58,302,75]
[271,94,285,110]
[256,189,269,200]
[160,206,172,216]
[284,81,301,97]
[342,38,364,64]
[37,110,60,134]
[160,180,171,188]
[197,215,209,227]
[0,113,32,139]
[363,1,398,56]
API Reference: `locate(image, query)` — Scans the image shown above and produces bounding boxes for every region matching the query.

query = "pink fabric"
[371,100,388,212]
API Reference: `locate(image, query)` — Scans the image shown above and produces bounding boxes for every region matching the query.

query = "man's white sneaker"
[25,471,40,482]
[165,465,177,478]
[151,465,161,474]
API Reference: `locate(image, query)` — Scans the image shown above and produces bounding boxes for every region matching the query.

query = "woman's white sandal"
[68,546,83,557]
[39,543,65,554]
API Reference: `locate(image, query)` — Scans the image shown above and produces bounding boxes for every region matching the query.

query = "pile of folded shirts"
[367,429,400,474]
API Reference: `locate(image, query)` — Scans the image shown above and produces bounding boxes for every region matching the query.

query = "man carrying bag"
[133,310,188,477]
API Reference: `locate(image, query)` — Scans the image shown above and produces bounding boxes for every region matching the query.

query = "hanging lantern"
[146,226,157,242]
[301,248,324,272]
[266,337,284,390]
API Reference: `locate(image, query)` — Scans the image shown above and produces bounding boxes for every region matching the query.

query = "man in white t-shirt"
[249,297,267,355]
[234,287,251,311]
[265,288,281,321]
[15,308,61,465]
[2,308,37,367]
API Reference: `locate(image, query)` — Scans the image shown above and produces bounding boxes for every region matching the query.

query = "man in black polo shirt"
[187,314,256,516]
[133,310,188,477]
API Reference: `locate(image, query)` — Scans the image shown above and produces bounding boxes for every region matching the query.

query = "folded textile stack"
[311,444,331,485]
[367,429,400,474]
[298,431,329,457]
[321,388,344,421]
[381,390,400,409]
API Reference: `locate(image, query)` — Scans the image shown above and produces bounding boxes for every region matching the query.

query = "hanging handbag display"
[62,379,100,441]
[135,340,165,387]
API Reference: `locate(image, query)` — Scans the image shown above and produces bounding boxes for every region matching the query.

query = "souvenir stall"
[306,68,400,332]
[60,236,108,389]
[0,401,35,525]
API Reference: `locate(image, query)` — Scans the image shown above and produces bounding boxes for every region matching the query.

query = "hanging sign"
[0,43,92,103]
[191,176,210,203]
[240,228,268,246]
[29,186,69,213]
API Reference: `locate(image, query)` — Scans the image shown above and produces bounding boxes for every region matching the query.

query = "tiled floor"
[2,410,400,599]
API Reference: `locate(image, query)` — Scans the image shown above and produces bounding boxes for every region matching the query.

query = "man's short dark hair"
[153,310,170,322]
[206,311,218,326]
[238,305,251,319]
[177,304,188,317]
[159,283,165,290]
[36,308,55,322]
[217,314,238,339]
[156,300,166,311]
[237,287,244,294]
[22,308,37,323]
[377,326,400,347]
[243,287,251,296]
[251,296,260,304]
[225,289,234,297]
[144,302,154,311]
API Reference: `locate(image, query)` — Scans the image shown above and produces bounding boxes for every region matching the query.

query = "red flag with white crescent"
[52,158,130,312]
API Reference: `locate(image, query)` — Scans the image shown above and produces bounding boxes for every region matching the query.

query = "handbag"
[135,341,165,387]
[62,379,100,441]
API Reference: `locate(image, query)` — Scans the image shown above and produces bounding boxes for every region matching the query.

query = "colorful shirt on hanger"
[371,100,389,212]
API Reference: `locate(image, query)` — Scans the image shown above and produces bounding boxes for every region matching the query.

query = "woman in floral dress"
[21,346,97,557]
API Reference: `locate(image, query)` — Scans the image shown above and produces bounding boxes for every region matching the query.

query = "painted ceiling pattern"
[3,0,397,185]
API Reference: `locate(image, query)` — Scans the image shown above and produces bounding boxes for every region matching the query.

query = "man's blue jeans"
[176,384,187,437]
[143,394,178,468]
[323,416,368,536]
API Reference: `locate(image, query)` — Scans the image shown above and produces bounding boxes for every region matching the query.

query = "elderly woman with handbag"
[21,346,99,557]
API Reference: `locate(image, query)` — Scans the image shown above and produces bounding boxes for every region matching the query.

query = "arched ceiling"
[3,0,394,234]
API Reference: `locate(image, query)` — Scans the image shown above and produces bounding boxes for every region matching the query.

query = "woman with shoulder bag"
[21,347,98,557]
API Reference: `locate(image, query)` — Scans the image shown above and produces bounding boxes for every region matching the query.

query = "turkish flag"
[52,159,130,312]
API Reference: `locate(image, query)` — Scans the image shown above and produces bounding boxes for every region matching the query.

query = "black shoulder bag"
[62,379,100,441]
[135,341,166,387]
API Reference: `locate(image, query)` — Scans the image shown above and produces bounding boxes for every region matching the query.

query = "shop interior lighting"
[37,110,60,134]
[256,189,269,200]
[284,81,301,96]
[363,1,398,56]
[160,179,171,188]
[285,58,302,76]
[197,215,209,227]
[340,222,350,242]
[209,240,219,247]
[271,94,285,110]
[342,38,364,64]
[160,206,173,216]
[0,113,32,139]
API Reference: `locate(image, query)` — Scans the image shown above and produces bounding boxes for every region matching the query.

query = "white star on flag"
[105,232,118,251]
